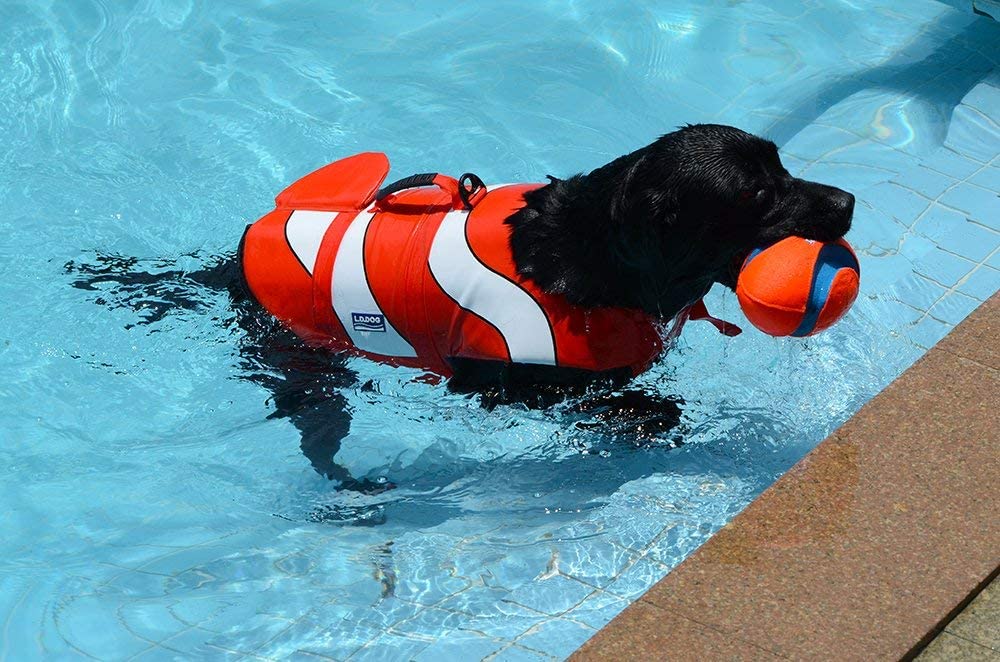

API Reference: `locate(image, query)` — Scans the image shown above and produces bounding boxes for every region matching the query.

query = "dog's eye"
[739,188,772,207]
[753,188,774,208]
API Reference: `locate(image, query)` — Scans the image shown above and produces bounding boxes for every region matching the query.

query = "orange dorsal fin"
[275,152,390,211]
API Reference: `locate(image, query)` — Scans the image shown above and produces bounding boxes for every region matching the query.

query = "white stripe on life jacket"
[285,210,336,275]
[331,210,418,358]
[429,210,556,366]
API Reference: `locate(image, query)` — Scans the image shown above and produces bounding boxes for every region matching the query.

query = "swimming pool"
[1,0,997,659]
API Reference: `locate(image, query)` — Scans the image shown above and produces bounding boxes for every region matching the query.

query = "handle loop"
[375,171,486,210]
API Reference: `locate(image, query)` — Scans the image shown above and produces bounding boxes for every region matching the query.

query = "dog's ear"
[609,154,680,254]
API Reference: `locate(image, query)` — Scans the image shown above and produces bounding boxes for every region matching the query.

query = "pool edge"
[571,292,999,661]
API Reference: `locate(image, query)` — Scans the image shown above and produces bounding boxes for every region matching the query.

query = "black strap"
[375,173,438,202]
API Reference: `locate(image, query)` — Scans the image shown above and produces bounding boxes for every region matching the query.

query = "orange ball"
[736,237,860,337]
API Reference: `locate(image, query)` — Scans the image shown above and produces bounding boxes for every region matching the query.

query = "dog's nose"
[832,190,855,217]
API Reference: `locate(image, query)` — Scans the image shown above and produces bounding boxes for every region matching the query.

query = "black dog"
[68,124,854,491]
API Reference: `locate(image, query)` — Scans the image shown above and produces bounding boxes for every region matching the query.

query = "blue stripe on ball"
[743,247,765,268]
[791,243,860,337]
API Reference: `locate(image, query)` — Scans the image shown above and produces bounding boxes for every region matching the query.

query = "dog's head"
[608,124,854,309]
[673,125,852,239]
[510,123,856,319]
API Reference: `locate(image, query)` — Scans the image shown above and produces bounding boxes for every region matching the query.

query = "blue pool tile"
[472,543,555,592]
[159,627,245,659]
[350,632,432,661]
[341,600,420,634]
[906,316,954,349]
[938,184,1000,230]
[893,165,957,200]
[253,618,345,659]
[436,587,512,617]
[891,275,947,313]
[800,161,897,193]
[602,556,669,602]
[899,232,940,264]
[861,181,930,225]
[515,618,596,660]
[913,211,1000,262]
[927,292,983,325]
[913,248,977,288]
[958,266,1000,301]
[167,596,231,627]
[390,607,467,639]
[302,601,353,627]
[196,599,262,633]
[119,601,190,643]
[56,595,150,659]
[562,590,630,630]
[852,205,907,259]
[136,546,233,577]
[392,571,472,608]
[936,220,1000,263]
[300,619,381,660]
[103,570,171,598]
[776,152,809,177]
[958,81,1000,120]
[412,632,505,661]
[945,104,1000,164]
[128,644,175,661]
[459,610,544,642]
[924,149,985,180]
[970,166,999,191]
[504,575,593,616]
[491,644,556,661]
[551,539,638,588]
[911,204,971,244]
[284,652,340,661]
[817,140,916,178]
[782,124,860,161]
[600,514,671,554]
[205,613,295,653]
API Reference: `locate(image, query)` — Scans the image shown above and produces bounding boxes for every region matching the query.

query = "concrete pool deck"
[572,293,999,660]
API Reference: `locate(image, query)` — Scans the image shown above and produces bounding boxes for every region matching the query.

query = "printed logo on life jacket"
[352,312,386,333]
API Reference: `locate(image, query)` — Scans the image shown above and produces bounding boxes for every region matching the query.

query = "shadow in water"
[759,14,998,147]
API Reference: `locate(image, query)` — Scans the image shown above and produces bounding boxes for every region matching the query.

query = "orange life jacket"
[241,153,738,378]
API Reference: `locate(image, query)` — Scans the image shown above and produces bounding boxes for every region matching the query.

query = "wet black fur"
[507,124,854,320]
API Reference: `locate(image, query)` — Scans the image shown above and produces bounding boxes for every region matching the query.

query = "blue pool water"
[1,1,998,659]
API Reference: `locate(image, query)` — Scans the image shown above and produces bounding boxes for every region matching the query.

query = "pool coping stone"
[572,292,999,661]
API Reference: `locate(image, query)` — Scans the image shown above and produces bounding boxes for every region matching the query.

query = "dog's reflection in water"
[65,251,683,498]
